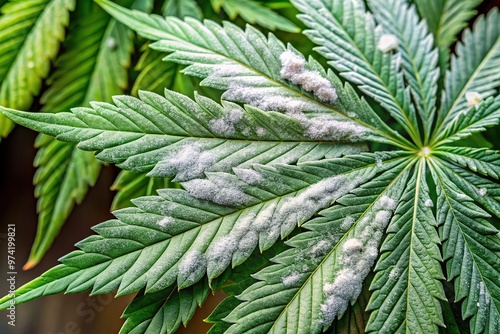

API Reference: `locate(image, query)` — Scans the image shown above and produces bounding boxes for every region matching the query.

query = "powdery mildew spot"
[466,92,483,108]
[183,177,251,206]
[157,143,215,181]
[320,195,398,325]
[209,108,244,135]
[378,34,399,52]
[279,50,337,102]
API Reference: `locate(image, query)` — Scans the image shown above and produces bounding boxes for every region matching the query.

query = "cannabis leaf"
[0,0,75,139]
[0,0,499,333]
[23,0,136,268]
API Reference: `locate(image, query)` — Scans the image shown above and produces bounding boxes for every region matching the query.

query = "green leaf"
[414,0,481,50]
[162,0,202,19]
[95,0,412,149]
[435,146,500,180]
[291,0,421,146]
[0,0,75,138]
[111,170,178,210]
[433,96,500,146]
[24,1,135,268]
[369,0,439,142]
[435,9,500,136]
[222,155,410,333]
[367,160,445,333]
[0,90,368,181]
[210,0,300,33]
[430,159,500,334]
[120,282,210,334]
[413,0,481,87]
[131,47,199,98]
[0,153,386,309]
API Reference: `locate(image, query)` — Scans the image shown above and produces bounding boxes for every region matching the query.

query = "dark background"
[1,1,499,333]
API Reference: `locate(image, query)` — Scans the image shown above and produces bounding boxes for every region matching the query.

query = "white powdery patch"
[376,157,383,168]
[234,168,263,185]
[206,213,259,275]
[341,216,356,230]
[425,199,434,207]
[378,34,399,53]
[275,176,359,235]
[183,177,251,207]
[466,92,483,108]
[209,108,244,135]
[178,250,206,284]
[310,240,332,257]
[320,196,397,325]
[282,272,301,287]
[157,216,175,229]
[478,188,487,196]
[158,143,215,181]
[289,113,366,142]
[280,50,337,102]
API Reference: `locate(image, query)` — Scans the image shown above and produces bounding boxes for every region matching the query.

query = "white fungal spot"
[275,176,360,234]
[389,267,400,280]
[282,272,301,287]
[376,157,383,168]
[320,196,397,325]
[425,199,434,207]
[183,177,251,206]
[378,34,399,52]
[279,50,337,102]
[287,112,366,141]
[27,61,35,69]
[158,216,175,228]
[466,92,483,108]
[341,216,355,230]
[106,36,117,50]
[234,168,263,185]
[178,250,206,284]
[310,240,332,256]
[156,143,215,181]
[478,188,487,196]
[209,108,244,135]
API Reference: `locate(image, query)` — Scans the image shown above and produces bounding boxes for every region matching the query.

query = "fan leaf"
[0,90,369,181]
[369,0,439,142]
[290,0,421,145]
[0,152,391,309]
[0,0,75,138]
[435,9,500,136]
[24,1,135,268]
[366,159,445,333]
[430,159,500,334]
[223,155,410,333]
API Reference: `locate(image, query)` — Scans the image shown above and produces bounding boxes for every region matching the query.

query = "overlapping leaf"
[435,9,500,136]
[210,0,299,33]
[430,160,500,334]
[222,155,409,334]
[120,283,210,334]
[0,152,390,310]
[369,0,439,142]
[24,1,135,268]
[0,0,75,138]
[95,0,411,149]
[291,0,420,145]
[367,160,445,333]
[414,0,481,74]
[0,90,368,181]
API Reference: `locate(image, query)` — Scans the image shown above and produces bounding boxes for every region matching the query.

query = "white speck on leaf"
[466,92,483,107]
[478,188,487,196]
[378,34,399,52]
[425,199,434,207]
